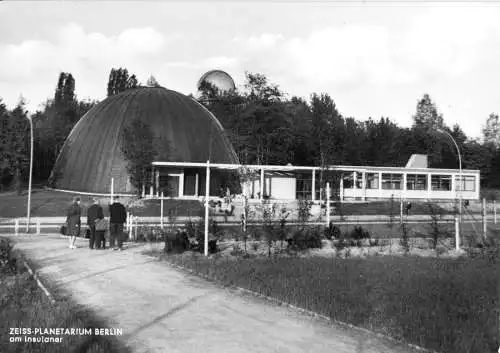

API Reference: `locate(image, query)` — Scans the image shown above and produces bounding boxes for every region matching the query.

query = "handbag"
[60,224,67,235]
[95,218,108,231]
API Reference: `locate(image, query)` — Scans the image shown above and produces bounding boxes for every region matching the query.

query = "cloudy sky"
[1,2,499,139]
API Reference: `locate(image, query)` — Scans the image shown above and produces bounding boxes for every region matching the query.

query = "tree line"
[0,68,499,194]
[199,72,499,190]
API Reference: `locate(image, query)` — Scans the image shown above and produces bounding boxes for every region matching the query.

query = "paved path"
[8,234,418,353]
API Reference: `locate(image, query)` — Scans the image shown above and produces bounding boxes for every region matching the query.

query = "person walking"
[109,196,127,251]
[66,197,81,249]
[87,198,104,250]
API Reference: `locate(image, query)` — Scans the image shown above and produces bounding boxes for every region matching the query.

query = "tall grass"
[165,254,498,353]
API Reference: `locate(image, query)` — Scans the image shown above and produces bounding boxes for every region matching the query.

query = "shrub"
[334,237,347,252]
[400,223,410,255]
[0,238,17,274]
[324,222,341,240]
[349,226,371,241]
[297,199,313,226]
[287,227,323,251]
[164,230,189,254]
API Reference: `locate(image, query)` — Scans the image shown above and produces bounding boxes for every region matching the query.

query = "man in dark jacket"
[87,198,104,250]
[109,197,127,251]
[66,197,81,249]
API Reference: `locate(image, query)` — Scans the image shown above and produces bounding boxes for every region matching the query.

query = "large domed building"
[48,87,239,196]
[197,70,236,96]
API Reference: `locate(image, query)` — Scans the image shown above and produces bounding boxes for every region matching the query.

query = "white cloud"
[202,56,239,68]
[237,33,284,51]
[0,23,169,109]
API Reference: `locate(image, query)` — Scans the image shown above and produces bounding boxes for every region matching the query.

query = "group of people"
[65,196,127,251]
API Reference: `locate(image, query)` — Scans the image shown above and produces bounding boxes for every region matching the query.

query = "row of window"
[343,173,476,191]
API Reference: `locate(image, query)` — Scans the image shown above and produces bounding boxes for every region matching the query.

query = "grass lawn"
[0,188,477,219]
[155,252,498,353]
[0,189,204,218]
[0,238,132,353]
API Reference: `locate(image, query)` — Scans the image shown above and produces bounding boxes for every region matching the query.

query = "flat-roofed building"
[152,153,480,202]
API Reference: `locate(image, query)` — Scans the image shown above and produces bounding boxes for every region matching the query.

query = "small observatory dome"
[48,87,239,194]
[197,70,236,95]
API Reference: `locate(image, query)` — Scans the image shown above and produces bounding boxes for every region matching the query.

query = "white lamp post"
[26,116,34,233]
[436,128,462,222]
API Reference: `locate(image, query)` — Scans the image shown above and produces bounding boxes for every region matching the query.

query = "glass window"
[431,175,452,191]
[366,173,379,189]
[454,175,476,192]
[342,172,354,189]
[381,173,403,190]
[406,174,428,190]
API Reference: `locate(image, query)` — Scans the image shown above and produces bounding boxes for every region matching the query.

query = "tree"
[107,68,138,96]
[146,75,161,87]
[238,73,292,165]
[283,96,313,166]
[412,94,444,129]
[410,94,447,166]
[31,72,98,182]
[482,113,500,148]
[0,99,12,190]
[7,98,30,194]
[120,119,159,194]
[128,74,139,90]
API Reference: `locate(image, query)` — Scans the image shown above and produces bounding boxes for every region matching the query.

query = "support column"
[494,200,497,224]
[483,198,487,240]
[155,170,160,197]
[427,174,432,199]
[195,173,199,197]
[452,173,457,199]
[339,175,344,203]
[475,174,480,200]
[150,167,154,197]
[326,182,331,226]
[362,172,366,201]
[378,172,382,198]
[160,192,164,229]
[179,170,185,198]
[204,161,210,256]
[312,169,316,201]
[260,168,264,200]
[403,173,407,199]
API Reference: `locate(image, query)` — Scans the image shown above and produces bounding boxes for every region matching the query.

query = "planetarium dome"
[197,70,236,95]
[48,87,239,194]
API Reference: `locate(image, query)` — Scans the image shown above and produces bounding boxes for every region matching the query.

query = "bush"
[287,227,323,251]
[0,238,17,274]
[324,222,341,240]
[334,238,347,252]
[164,230,189,254]
[349,226,371,241]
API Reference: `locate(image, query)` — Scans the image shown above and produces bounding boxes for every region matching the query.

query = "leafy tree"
[482,113,500,148]
[283,96,313,166]
[0,99,12,190]
[146,75,161,87]
[121,119,159,194]
[107,68,138,96]
[412,94,444,129]
[7,98,30,194]
[128,74,139,90]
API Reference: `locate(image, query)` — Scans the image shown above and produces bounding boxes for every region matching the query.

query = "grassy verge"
[0,238,132,353]
[154,251,498,353]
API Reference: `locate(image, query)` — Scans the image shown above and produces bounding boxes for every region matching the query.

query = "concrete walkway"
[8,234,419,353]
